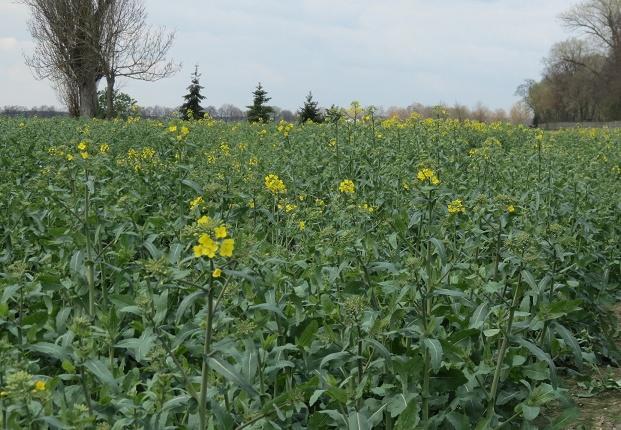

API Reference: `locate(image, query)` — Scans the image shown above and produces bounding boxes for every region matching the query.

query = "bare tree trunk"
[79,78,98,118]
[105,75,115,119]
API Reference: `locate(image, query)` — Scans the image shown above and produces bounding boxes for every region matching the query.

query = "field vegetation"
[0,113,620,429]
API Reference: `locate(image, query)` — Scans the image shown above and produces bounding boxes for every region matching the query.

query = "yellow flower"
[99,143,110,153]
[190,196,204,210]
[197,215,211,226]
[80,151,89,159]
[264,174,287,194]
[507,204,516,213]
[212,268,222,278]
[214,225,228,239]
[416,168,440,185]
[168,125,177,133]
[194,234,218,258]
[77,141,88,151]
[298,221,306,230]
[219,239,235,257]
[34,380,46,391]
[448,199,465,214]
[66,154,74,161]
[285,203,297,213]
[338,179,355,194]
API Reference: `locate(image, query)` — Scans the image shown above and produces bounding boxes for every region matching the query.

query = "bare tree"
[52,72,80,117]
[99,0,179,118]
[560,0,621,54]
[23,0,112,117]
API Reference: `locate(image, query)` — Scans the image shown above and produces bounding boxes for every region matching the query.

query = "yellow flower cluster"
[416,168,440,185]
[190,196,204,210]
[77,140,89,159]
[448,199,465,214]
[99,143,110,154]
[358,202,375,213]
[168,124,190,141]
[264,174,287,194]
[277,202,297,212]
[277,120,294,137]
[192,216,234,259]
[117,147,159,172]
[338,179,355,194]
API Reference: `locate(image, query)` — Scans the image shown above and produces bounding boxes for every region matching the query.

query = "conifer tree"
[247,83,273,123]
[298,91,323,123]
[180,65,205,120]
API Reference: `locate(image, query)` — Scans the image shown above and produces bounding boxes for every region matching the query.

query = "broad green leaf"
[207,356,259,396]
[348,410,370,430]
[469,303,489,329]
[423,338,443,372]
[320,351,350,368]
[298,320,319,348]
[175,290,206,324]
[83,358,118,392]
[552,321,583,368]
[513,337,558,388]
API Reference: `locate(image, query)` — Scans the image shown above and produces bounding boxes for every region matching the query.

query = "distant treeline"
[2,101,533,125]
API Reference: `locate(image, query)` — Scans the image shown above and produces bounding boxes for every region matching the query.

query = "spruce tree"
[180,65,205,120]
[298,91,323,124]
[247,83,274,123]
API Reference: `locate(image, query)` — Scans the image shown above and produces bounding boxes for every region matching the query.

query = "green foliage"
[0,115,619,428]
[246,82,273,123]
[180,65,206,120]
[96,90,137,119]
[298,91,324,124]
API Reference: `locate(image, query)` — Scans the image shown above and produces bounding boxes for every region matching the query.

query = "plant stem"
[198,261,215,430]
[487,271,522,419]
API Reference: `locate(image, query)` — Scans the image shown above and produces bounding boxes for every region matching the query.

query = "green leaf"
[348,410,370,430]
[446,412,470,430]
[423,338,443,372]
[38,416,72,429]
[394,397,420,429]
[320,351,350,369]
[309,389,325,406]
[552,321,583,368]
[249,303,286,319]
[115,329,156,362]
[521,270,538,291]
[513,337,558,388]
[364,338,393,364]
[519,404,540,421]
[298,320,319,349]
[474,415,492,430]
[433,289,468,299]
[143,240,161,259]
[162,395,191,412]
[429,238,447,265]
[175,290,206,324]
[83,359,118,392]
[469,303,489,329]
[207,356,259,397]
[29,342,69,361]
[181,178,204,194]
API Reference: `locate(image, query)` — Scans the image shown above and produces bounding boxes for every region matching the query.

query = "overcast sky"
[0,0,572,111]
